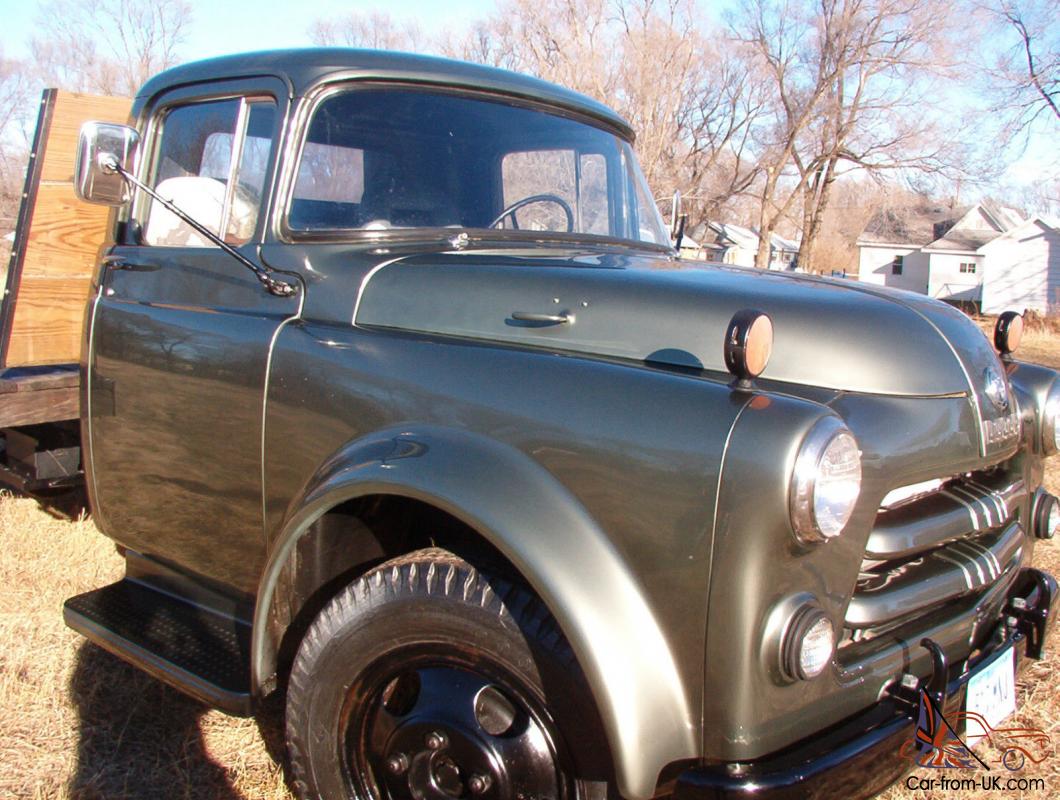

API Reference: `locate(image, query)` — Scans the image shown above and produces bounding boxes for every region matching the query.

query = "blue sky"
[1,0,498,61]
[1,0,1054,204]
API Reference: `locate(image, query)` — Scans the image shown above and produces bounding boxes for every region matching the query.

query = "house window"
[892,255,904,275]
[959,262,977,274]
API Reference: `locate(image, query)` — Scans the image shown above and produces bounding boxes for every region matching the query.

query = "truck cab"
[66,49,1057,800]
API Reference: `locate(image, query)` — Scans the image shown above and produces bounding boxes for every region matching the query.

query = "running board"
[64,580,252,715]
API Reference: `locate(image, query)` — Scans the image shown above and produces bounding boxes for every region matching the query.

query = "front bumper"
[674,568,1057,800]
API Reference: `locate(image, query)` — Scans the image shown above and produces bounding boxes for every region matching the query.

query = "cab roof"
[135,48,634,140]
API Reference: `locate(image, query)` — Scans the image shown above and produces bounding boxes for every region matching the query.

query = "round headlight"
[790,418,862,544]
[781,606,835,681]
[1043,384,1060,456]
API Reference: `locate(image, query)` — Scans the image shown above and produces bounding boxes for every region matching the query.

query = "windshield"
[287,86,670,248]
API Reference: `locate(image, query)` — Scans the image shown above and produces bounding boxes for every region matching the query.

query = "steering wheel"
[489,193,575,232]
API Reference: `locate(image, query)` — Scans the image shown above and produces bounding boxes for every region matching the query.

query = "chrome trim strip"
[260,279,306,542]
[847,523,1023,629]
[940,487,982,529]
[934,551,974,590]
[351,254,416,326]
[949,541,987,584]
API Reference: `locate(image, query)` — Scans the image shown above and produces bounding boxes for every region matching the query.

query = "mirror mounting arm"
[99,154,298,298]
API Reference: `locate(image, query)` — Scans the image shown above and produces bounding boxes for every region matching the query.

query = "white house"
[979,217,1060,314]
[857,201,1028,307]
[684,221,799,271]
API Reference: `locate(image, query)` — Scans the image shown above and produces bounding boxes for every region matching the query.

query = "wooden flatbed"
[0,89,130,495]
[0,365,79,428]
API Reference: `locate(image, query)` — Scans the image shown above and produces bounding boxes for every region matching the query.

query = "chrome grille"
[845,471,1026,637]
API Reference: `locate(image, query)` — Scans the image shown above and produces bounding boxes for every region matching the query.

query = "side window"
[143,98,276,247]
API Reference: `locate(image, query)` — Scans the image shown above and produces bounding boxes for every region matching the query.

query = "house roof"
[770,232,799,251]
[924,201,1025,252]
[858,203,967,246]
[925,230,1001,252]
[978,216,1060,251]
[859,199,1026,251]
[696,221,798,255]
[702,221,760,248]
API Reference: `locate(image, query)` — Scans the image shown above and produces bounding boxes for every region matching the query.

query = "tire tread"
[285,547,584,800]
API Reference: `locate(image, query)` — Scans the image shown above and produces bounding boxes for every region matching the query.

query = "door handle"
[510,311,573,325]
[102,255,159,272]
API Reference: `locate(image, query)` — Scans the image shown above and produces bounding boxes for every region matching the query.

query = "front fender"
[253,424,697,800]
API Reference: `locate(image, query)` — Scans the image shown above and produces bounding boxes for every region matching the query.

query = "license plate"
[964,647,1016,747]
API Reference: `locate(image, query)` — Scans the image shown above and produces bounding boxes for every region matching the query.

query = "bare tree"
[441,0,767,230]
[982,0,1059,142]
[32,0,192,96]
[733,0,965,270]
[0,50,31,253]
[309,11,426,52]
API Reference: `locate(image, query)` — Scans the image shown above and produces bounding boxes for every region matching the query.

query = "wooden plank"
[0,91,55,369]
[39,92,132,184]
[0,366,80,394]
[21,184,112,278]
[1,89,132,368]
[4,278,92,366]
[0,385,79,427]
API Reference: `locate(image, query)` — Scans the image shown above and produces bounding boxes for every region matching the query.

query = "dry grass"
[3,333,1060,798]
[0,495,292,800]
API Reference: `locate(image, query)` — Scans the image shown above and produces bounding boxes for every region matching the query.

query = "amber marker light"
[724,309,773,385]
[994,310,1023,356]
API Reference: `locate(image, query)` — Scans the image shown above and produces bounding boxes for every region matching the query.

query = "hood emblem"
[983,367,1009,412]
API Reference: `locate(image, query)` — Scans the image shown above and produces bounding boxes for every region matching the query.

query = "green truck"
[65,48,1056,799]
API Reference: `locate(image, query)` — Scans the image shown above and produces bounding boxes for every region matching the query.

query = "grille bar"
[845,522,1023,629]
[866,476,1025,561]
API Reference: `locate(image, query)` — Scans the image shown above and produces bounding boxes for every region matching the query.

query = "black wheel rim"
[341,648,572,800]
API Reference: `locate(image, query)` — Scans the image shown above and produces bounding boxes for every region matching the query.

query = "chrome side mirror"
[670,190,682,237]
[74,121,140,205]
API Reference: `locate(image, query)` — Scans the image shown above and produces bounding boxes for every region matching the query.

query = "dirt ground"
[2,331,1060,799]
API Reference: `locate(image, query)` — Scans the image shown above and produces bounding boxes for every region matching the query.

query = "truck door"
[86,78,297,594]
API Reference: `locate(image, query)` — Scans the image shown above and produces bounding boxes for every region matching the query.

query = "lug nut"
[468,774,492,795]
[425,731,448,751]
[386,753,409,775]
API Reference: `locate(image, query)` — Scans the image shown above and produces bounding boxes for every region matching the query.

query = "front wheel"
[285,548,610,800]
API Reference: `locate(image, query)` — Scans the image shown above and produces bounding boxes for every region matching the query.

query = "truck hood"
[355,248,1006,403]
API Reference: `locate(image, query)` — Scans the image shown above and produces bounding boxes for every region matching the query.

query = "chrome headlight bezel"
[1032,490,1060,539]
[790,417,862,544]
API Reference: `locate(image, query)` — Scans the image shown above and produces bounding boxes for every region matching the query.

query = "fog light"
[782,606,835,681]
[994,311,1023,356]
[724,309,773,382]
[1033,491,1060,539]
